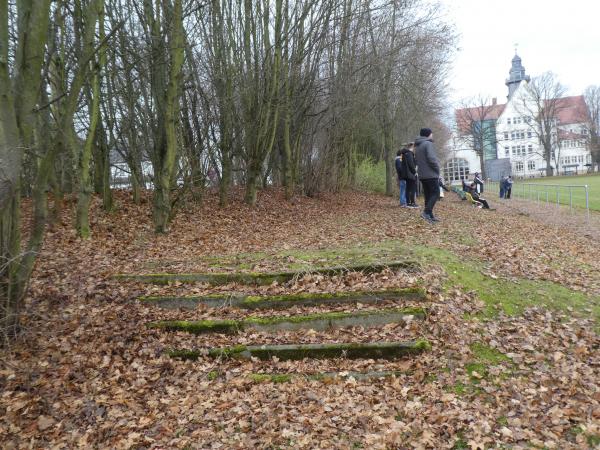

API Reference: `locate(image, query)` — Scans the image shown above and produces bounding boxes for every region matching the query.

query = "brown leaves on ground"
[1,188,599,449]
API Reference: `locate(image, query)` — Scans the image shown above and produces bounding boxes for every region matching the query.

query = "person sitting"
[469,182,491,209]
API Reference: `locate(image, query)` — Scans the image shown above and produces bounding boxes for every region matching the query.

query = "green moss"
[242,287,425,306]
[465,362,488,381]
[208,344,248,358]
[410,245,600,327]
[414,339,432,351]
[588,435,600,447]
[497,416,509,426]
[147,319,240,334]
[207,370,219,381]
[148,307,425,335]
[167,349,200,360]
[470,342,511,365]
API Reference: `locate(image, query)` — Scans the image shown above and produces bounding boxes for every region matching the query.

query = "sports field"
[510,173,600,211]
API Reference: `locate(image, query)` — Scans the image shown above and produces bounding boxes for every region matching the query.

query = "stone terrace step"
[115,260,419,286]
[246,370,406,383]
[147,307,425,334]
[169,340,431,361]
[139,287,426,310]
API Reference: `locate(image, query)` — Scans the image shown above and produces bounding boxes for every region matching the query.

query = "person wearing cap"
[414,128,441,223]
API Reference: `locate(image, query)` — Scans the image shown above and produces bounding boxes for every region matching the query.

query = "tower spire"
[506,49,530,99]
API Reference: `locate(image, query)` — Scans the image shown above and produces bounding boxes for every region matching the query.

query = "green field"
[509,174,600,211]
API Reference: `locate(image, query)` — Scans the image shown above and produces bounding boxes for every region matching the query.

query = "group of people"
[395,128,443,224]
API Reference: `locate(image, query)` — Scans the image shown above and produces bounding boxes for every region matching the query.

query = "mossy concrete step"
[147,307,425,334]
[169,340,431,361]
[248,370,404,383]
[139,287,426,310]
[115,260,419,286]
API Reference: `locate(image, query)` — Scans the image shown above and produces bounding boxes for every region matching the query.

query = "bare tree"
[514,72,568,176]
[455,95,501,179]
[584,85,600,170]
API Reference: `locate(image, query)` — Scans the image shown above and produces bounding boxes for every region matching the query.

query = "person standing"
[474,172,484,193]
[395,150,407,207]
[505,176,513,199]
[414,128,441,223]
[499,176,507,198]
[400,144,418,208]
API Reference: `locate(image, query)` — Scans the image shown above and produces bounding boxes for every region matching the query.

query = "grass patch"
[410,245,600,327]
[512,173,600,211]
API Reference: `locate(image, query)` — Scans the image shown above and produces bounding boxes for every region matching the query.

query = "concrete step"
[115,260,419,286]
[147,307,425,334]
[168,340,431,361]
[139,287,426,310]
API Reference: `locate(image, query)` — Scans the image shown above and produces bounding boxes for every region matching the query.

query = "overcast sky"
[441,0,600,106]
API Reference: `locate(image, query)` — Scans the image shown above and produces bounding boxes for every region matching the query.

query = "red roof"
[455,103,506,134]
[454,95,589,134]
[554,95,589,125]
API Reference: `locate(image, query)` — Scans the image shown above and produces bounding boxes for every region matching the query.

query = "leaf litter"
[1,189,599,449]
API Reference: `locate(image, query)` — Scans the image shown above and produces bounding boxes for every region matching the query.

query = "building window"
[511,132,515,140]
[515,161,524,172]
[504,146,509,157]
[504,132,509,140]
[444,158,470,182]
[507,118,512,125]
[527,131,532,138]
[528,161,535,170]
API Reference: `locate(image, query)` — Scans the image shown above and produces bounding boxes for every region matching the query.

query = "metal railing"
[486,181,590,220]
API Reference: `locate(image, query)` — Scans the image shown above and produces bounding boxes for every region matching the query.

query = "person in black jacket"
[400,144,418,208]
[469,182,491,209]
[395,150,407,206]
[414,128,441,223]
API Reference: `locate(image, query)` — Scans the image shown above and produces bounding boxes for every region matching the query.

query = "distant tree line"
[0,0,455,338]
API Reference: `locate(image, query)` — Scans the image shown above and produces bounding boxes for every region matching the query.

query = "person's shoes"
[420,212,435,224]
[408,204,419,209]
[400,204,408,208]
[430,215,441,222]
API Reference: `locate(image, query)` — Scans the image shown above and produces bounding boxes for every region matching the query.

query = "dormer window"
[507,118,512,125]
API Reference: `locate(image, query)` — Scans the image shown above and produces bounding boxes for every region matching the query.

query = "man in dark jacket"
[395,150,407,206]
[414,128,441,223]
[400,144,418,208]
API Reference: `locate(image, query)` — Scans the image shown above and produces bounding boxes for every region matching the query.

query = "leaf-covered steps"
[147,307,425,334]
[115,260,419,286]
[169,340,431,361]
[247,370,406,383]
[139,287,426,310]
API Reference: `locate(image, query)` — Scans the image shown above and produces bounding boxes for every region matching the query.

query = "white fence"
[486,181,590,220]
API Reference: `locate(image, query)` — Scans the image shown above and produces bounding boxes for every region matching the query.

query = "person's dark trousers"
[406,179,417,205]
[506,188,512,199]
[480,199,490,209]
[421,178,440,218]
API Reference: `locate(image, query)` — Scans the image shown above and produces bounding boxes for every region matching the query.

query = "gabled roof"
[455,103,506,134]
[454,94,589,134]
[554,95,589,125]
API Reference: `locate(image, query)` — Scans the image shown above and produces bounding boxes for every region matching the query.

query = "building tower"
[505,52,530,99]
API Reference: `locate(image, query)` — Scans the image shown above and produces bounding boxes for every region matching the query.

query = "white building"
[445,54,592,182]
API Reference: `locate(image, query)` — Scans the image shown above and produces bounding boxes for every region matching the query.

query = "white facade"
[446,54,592,181]
[495,82,590,177]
